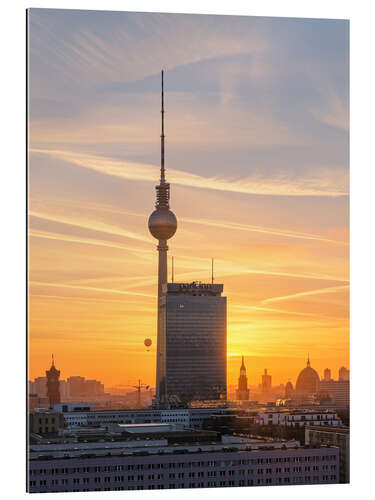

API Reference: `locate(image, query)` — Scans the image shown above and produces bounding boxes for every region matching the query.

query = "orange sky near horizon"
[28,10,349,390]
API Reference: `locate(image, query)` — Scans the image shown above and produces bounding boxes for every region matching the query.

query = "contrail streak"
[262,284,349,304]
[30,281,156,298]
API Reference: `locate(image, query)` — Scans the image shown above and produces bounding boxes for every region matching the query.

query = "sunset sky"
[28,9,349,390]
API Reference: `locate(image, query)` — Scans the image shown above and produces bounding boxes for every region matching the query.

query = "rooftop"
[306,425,349,434]
[29,433,307,461]
[166,282,223,296]
[115,423,176,433]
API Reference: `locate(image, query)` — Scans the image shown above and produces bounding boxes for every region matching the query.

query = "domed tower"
[295,355,320,395]
[46,354,61,406]
[148,71,177,405]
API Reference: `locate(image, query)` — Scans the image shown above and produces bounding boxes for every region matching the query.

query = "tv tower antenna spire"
[161,70,165,183]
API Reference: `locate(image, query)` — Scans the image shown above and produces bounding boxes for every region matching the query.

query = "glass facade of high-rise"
[165,283,227,405]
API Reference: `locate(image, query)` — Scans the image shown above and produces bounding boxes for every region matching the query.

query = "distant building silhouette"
[67,376,85,397]
[236,356,250,400]
[46,355,61,406]
[261,369,272,393]
[295,356,320,395]
[67,376,104,397]
[319,380,349,407]
[59,380,69,400]
[338,366,349,381]
[33,376,47,397]
[285,381,294,398]
[323,368,332,381]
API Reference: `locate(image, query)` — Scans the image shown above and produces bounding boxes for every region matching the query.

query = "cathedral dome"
[295,357,320,394]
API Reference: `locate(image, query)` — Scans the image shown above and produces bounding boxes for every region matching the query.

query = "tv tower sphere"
[148,208,177,240]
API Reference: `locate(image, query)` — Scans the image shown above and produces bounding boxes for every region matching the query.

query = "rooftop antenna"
[211,258,214,284]
[160,69,165,184]
[171,256,174,283]
[52,353,54,366]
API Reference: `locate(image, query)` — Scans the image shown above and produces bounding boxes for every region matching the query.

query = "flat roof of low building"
[306,425,349,434]
[117,423,174,433]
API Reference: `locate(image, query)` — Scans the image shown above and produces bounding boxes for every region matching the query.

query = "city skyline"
[29,355,348,394]
[28,10,349,389]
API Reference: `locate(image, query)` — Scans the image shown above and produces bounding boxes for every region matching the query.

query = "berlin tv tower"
[148,70,177,405]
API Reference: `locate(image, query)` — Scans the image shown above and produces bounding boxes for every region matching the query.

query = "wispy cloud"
[262,284,349,304]
[30,148,348,197]
[29,228,153,255]
[312,94,349,131]
[29,208,152,244]
[181,217,347,245]
[30,281,156,299]
[31,196,347,246]
[232,304,319,317]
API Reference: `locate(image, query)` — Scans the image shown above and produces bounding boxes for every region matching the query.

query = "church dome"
[296,357,320,394]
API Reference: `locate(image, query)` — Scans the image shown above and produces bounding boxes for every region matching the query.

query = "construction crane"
[131,380,150,409]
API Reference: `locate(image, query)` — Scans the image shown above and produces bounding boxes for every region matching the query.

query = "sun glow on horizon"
[28,10,349,390]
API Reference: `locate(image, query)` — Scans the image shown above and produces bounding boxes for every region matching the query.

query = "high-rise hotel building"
[165,283,227,405]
